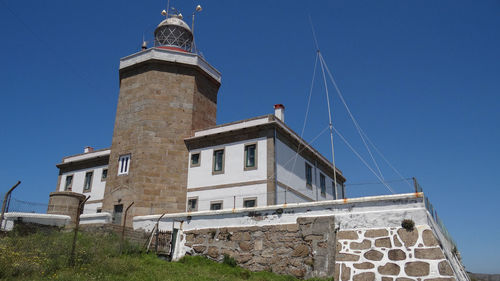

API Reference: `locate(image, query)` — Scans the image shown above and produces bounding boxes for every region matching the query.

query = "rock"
[396,278,415,281]
[378,262,401,275]
[382,278,394,281]
[438,261,454,276]
[286,224,299,232]
[393,235,402,247]
[353,262,375,269]
[423,278,455,281]
[364,249,384,261]
[336,253,360,261]
[304,234,324,241]
[207,246,219,258]
[235,253,252,263]
[353,272,376,281]
[351,239,372,250]
[290,268,305,278]
[239,241,253,252]
[397,228,419,247]
[414,248,445,260]
[405,261,430,277]
[341,263,351,281]
[192,245,206,253]
[422,230,439,246]
[365,229,389,238]
[254,239,263,251]
[337,230,359,240]
[388,249,406,261]
[375,237,392,248]
[291,244,310,257]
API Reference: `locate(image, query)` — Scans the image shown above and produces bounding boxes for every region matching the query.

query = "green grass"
[0,226,331,281]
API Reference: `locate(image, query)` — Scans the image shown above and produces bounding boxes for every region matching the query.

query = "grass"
[0,226,331,281]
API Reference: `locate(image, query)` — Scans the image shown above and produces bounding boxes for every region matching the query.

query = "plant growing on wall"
[401,219,415,231]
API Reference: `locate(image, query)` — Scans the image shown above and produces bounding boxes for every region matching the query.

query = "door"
[113,204,123,224]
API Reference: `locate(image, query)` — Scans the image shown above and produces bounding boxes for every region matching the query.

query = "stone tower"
[102,14,221,226]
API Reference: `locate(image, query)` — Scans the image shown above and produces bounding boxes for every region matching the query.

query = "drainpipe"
[274,127,277,205]
[314,160,318,201]
[1,181,21,230]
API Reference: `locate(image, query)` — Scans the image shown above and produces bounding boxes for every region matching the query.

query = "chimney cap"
[274,104,285,109]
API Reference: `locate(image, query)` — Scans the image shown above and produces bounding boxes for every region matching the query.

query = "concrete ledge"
[80,212,112,225]
[119,47,221,83]
[1,212,71,231]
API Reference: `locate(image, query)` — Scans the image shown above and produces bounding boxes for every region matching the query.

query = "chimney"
[84,146,94,153]
[274,104,285,122]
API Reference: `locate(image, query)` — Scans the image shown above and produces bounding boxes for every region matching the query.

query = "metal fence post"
[69,195,90,266]
[1,181,21,230]
[120,201,134,254]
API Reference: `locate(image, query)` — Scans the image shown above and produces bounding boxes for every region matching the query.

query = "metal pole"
[1,181,20,230]
[233,196,236,210]
[120,201,134,254]
[69,195,90,266]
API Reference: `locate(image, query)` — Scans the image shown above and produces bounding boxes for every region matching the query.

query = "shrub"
[401,219,415,231]
[222,254,237,267]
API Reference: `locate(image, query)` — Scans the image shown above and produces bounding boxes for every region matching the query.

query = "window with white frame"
[305,163,312,188]
[187,197,198,212]
[243,198,257,208]
[83,171,93,192]
[244,143,257,170]
[190,153,200,167]
[210,201,223,210]
[320,173,326,197]
[64,175,73,191]
[213,149,224,174]
[118,154,131,175]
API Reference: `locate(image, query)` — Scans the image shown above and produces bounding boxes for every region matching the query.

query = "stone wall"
[80,223,150,246]
[335,226,456,281]
[181,216,336,279]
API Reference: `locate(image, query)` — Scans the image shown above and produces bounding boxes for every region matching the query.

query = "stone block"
[192,245,206,253]
[341,263,351,281]
[364,249,384,261]
[438,261,454,276]
[423,278,455,281]
[336,253,360,262]
[239,241,253,252]
[353,262,375,269]
[291,244,310,257]
[382,278,394,281]
[353,272,375,281]
[396,278,415,281]
[397,228,419,247]
[393,235,403,247]
[235,253,252,263]
[304,234,324,241]
[422,230,439,247]
[405,261,430,277]
[375,237,392,248]
[378,262,401,275]
[351,239,371,250]
[365,228,389,238]
[388,249,406,261]
[414,248,445,260]
[337,230,358,240]
[207,247,219,259]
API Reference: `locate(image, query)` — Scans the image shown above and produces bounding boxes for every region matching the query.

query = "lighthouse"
[101,10,221,225]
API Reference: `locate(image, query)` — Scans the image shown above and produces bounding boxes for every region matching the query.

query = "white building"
[53,105,346,214]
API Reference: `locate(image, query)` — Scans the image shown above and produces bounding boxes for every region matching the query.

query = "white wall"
[186,137,267,211]
[59,165,107,213]
[276,139,341,203]
[187,183,267,211]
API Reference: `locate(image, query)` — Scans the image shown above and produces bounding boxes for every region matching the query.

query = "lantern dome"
[154,16,193,52]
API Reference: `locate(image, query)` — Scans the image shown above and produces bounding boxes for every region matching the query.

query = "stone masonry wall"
[335,226,457,281]
[182,216,336,279]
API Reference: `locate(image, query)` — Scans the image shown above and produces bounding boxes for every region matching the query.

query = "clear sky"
[0,0,498,274]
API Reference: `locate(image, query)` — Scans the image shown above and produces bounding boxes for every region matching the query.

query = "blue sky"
[0,0,499,274]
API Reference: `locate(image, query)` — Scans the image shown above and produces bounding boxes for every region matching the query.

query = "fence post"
[120,201,134,254]
[69,195,90,266]
[1,181,21,230]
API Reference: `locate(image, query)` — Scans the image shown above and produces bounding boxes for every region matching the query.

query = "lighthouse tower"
[102,11,221,226]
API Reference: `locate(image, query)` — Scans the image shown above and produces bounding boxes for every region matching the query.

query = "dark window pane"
[210,202,222,210]
[245,145,256,167]
[244,199,256,208]
[84,172,93,190]
[191,153,200,165]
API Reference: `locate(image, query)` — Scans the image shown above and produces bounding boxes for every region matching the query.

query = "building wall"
[276,138,340,203]
[58,165,107,213]
[102,58,220,225]
[186,137,268,211]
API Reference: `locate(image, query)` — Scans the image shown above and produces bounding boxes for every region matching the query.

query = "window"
[64,175,73,191]
[213,149,224,174]
[187,197,198,212]
[305,163,312,188]
[118,154,131,175]
[190,153,200,167]
[243,198,257,208]
[320,174,326,197]
[101,169,108,181]
[333,181,345,199]
[244,143,257,170]
[96,208,102,213]
[332,181,337,200]
[210,201,223,210]
[83,172,93,192]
